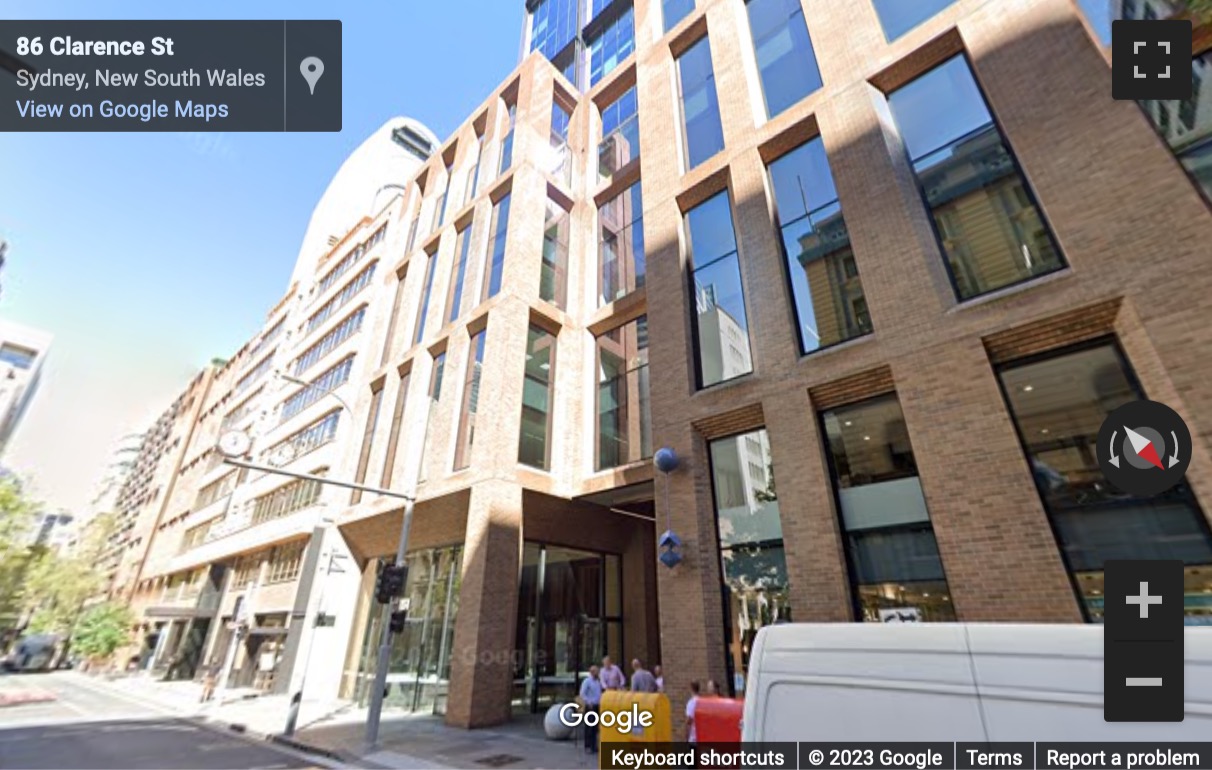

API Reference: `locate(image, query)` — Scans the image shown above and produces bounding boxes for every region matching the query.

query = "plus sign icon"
[1112,19,1193,100]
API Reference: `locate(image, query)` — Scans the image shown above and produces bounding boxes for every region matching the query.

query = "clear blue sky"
[1,0,521,513]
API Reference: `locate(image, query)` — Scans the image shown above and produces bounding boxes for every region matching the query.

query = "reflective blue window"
[482,194,512,302]
[677,36,725,170]
[599,86,640,180]
[530,0,580,59]
[887,56,1064,300]
[745,0,823,118]
[685,192,752,388]
[768,138,872,352]
[591,0,616,20]
[589,6,635,86]
[871,0,957,41]
[663,0,695,32]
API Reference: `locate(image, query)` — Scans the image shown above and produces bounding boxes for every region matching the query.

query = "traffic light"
[375,564,408,604]
[389,609,408,634]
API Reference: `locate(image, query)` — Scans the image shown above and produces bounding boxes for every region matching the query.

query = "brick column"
[445,480,523,728]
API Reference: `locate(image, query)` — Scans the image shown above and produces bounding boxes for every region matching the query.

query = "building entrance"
[512,542,622,715]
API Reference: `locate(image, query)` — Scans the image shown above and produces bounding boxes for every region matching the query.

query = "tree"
[70,602,134,663]
[0,476,42,639]
[22,513,116,638]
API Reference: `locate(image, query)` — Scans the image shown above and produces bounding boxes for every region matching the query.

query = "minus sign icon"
[1126,678,1164,686]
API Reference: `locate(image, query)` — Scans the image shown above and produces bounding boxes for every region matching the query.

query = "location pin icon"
[300,56,324,95]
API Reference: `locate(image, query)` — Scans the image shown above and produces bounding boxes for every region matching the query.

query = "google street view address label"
[0,20,341,132]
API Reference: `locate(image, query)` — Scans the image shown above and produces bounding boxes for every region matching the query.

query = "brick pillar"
[894,338,1080,622]
[445,480,522,728]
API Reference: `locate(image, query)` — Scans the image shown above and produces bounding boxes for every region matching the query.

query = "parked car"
[2,634,64,672]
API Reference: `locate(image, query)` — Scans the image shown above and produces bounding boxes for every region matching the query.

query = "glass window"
[596,316,651,470]
[280,356,355,423]
[588,6,635,87]
[887,56,1064,301]
[414,252,438,346]
[294,307,365,376]
[822,395,957,622]
[434,162,453,231]
[519,326,556,470]
[686,192,753,388]
[465,134,484,207]
[999,342,1212,623]
[709,428,789,693]
[550,101,573,185]
[530,0,580,60]
[308,263,376,334]
[599,86,640,180]
[252,473,325,527]
[379,372,411,488]
[1139,52,1212,205]
[419,354,446,483]
[540,201,570,308]
[663,0,695,32]
[599,181,645,305]
[871,0,957,41]
[677,36,725,169]
[445,223,474,324]
[351,385,383,504]
[405,213,421,255]
[482,193,512,302]
[499,104,517,176]
[454,331,487,471]
[0,345,36,369]
[767,138,872,352]
[745,0,823,118]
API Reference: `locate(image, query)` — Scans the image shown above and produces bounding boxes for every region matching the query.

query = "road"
[0,672,323,769]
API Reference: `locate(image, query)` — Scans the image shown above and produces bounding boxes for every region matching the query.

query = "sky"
[0,0,522,513]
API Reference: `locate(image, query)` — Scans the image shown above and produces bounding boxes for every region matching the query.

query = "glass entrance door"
[512,543,622,714]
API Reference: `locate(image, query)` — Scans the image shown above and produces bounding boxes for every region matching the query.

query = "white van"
[741,624,1212,741]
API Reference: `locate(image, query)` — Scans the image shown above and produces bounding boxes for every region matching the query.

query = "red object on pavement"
[695,696,744,743]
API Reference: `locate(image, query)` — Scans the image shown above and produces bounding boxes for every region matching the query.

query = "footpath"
[68,672,596,770]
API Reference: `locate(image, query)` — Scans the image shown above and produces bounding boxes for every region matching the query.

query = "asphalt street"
[0,672,322,769]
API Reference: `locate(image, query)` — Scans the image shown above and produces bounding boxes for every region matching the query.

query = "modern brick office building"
[119,0,1212,738]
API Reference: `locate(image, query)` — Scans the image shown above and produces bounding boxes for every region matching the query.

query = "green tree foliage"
[0,476,42,633]
[70,602,133,661]
[23,513,116,637]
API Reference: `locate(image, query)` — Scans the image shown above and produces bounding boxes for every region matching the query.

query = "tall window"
[519,326,556,470]
[821,395,956,622]
[999,342,1212,622]
[599,86,640,180]
[686,192,753,388]
[380,371,411,489]
[745,0,822,118]
[677,36,725,170]
[871,0,957,40]
[1139,52,1212,205]
[266,540,307,584]
[887,56,1064,301]
[405,212,421,255]
[453,332,487,471]
[499,104,517,176]
[415,251,438,346]
[446,224,474,324]
[465,133,484,207]
[663,0,695,32]
[598,181,645,305]
[588,6,635,87]
[351,385,384,504]
[530,0,579,59]
[551,101,573,185]
[768,138,872,352]
[540,201,570,308]
[709,428,789,692]
[434,162,454,230]
[596,316,651,470]
[482,194,512,302]
[419,354,447,482]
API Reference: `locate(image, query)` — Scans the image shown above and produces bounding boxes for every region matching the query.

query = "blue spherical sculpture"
[653,447,679,474]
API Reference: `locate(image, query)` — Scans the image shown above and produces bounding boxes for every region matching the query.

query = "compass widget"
[1097,400,1191,497]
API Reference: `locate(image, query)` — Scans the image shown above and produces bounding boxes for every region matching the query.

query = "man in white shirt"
[600,656,625,690]
[685,680,701,744]
[578,666,603,754]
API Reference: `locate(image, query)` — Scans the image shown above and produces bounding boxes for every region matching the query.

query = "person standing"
[685,681,702,756]
[629,659,658,693]
[578,665,603,754]
[600,655,625,690]
[653,664,664,693]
